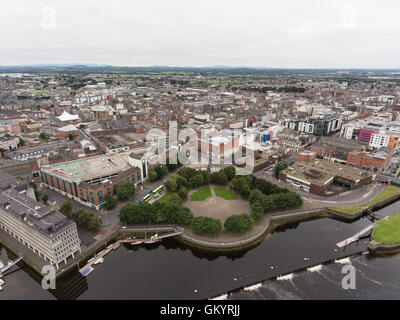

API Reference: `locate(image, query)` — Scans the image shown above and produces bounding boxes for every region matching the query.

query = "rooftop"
[41,152,136,182]
[282,160,372,187]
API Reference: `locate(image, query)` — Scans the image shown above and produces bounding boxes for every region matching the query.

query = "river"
[1,201,400,300]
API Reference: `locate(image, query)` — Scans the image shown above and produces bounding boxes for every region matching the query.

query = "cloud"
[0,0,399,68]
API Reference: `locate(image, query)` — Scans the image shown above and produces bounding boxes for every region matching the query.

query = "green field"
[373,212,400,243]
[330,185,400,214]
[191,187,212,201]
[214,187,238,200]
[157,192,180,204]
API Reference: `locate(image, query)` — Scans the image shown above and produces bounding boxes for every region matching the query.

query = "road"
[36,171,176,227]
[254,168,386,207]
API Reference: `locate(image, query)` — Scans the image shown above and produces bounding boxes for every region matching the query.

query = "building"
[0,137,19,151]
[278,160,373,196]
[311,137,367,165]
[0,172,81,269]
[56,124,80,140]
[0,159,39,176]
[369,133,399,150]
[56,111,80,123]
[347,147,393,172]
[0,120,21,134]
[297,150,317,162]
[358,128,378,143]
[280,114,342,136]
[40,152,149,210]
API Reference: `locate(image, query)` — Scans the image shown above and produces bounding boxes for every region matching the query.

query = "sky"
[0,0,399,68]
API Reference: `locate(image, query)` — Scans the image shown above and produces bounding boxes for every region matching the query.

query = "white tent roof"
[56,111,80,122]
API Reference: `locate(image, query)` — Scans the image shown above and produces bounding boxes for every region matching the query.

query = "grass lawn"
[157,192,180,204]
[214,187,238,200]
[191,187,212,201]
[373,212,400,243]
[330,185,400,214]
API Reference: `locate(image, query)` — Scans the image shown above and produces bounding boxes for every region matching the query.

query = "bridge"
[0,256,23,276]
[152,228,184,240]
[336,217,388,248]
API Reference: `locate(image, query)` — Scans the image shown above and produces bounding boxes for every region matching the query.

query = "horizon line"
[1,64,400,71]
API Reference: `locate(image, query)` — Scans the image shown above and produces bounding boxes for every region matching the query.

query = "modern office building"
[40,152,148,210]
[280,114,342,136]
[0,172,81,269]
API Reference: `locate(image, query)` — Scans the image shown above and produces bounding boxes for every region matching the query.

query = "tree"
[189,174,204,188]
[223,166,236,180]
[119,202,136,224]
[167,192,182,205]
[149,171,158,182]
[250,202,264,223]
[177,207,194,226]
[116,181,135,201]
[165,179,177,192]
[160,203,182,223]
[191,216,222,236]
[232,177,250,198]
[104,194,117,210]
[42,194,49,204]
[60,202,72,217]
[200,170,210,184]
[224,214,253,234]
[18,137,25,147]
[249,189,263,204]
[177,186,188,200]
[39,132,48,141]
[177,167,197,180]
[155,165,168,178]
[175,175,188,188]
[88,215,102,231]
[210,171,228,185]
[274,163,289,178]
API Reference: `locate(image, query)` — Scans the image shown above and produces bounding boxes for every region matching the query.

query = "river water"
[1,201,400,300]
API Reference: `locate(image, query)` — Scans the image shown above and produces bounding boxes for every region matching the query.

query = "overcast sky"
[1,0,399,68]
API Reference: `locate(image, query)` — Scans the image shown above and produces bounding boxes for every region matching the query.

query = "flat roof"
[282,160,372,187]
[41,153,135,182]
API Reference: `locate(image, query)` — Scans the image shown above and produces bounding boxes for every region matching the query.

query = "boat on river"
[82,266,94,277]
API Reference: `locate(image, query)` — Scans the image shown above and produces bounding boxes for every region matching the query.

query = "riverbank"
[328,185,400,216]
[1,183,399,280]
[369,211,400,255]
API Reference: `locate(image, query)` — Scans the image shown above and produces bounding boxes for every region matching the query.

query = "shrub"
[250,202,264,223]
[191,216,222,235]
[224,214,253,234]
